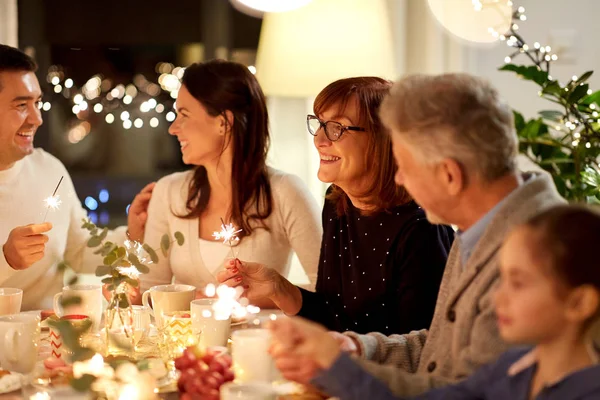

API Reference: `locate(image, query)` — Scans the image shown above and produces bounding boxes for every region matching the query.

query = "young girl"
[269,205,600,400]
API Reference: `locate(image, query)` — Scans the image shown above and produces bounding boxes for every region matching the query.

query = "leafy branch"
[492,4,600,202]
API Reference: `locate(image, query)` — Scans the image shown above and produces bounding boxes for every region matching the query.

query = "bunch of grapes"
[174,346,235,400]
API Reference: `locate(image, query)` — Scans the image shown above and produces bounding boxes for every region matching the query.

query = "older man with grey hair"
[269,73,565,397]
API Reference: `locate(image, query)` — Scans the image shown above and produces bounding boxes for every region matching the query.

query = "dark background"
[18,0,262,227]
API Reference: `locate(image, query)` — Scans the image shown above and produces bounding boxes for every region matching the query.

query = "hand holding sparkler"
[2,223,52,270]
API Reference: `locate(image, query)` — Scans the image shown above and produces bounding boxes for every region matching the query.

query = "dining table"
[0,310,327,400]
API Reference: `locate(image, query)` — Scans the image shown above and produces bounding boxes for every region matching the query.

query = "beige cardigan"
[345,172,565,396]
[140,168,322,292]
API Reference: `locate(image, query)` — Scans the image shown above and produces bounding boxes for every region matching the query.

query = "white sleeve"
[139,177,174,292]
[275,174,322,291]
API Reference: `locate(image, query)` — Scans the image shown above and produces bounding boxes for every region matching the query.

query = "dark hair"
[313,77,411,216]
[178,60,272,239]
[525,205,600,297]
[0,44,37,91]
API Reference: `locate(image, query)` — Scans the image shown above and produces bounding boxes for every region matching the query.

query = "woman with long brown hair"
[140,60,321,304]
[219,77,453,334]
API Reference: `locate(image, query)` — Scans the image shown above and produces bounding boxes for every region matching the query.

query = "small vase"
[105,283,135,357]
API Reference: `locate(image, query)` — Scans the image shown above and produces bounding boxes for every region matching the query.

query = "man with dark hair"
[0,44,153,310]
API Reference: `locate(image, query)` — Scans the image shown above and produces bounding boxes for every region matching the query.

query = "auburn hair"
[314,77,411,216]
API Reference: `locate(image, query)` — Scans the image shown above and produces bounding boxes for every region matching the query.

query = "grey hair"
[379,73,518,183]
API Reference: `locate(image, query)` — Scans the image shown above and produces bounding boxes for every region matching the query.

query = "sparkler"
[212,218,242,259]
[42,176,64,222]
[203,283,260,321]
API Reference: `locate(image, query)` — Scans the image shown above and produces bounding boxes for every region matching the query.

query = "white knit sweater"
[0,149,126,310]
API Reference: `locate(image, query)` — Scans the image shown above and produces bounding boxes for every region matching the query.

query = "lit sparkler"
[212,218,242,259]
[42,176,64,222]
[203,283,260,321]
[118,239,153,279]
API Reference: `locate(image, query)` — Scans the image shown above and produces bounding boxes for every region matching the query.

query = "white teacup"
[0,313,40,373]
[220,382,276,400]
[53,284,103,330]
[141,284,196,327]
[191,299,231,348]
[0,288,23,316]
[231,329,275,383]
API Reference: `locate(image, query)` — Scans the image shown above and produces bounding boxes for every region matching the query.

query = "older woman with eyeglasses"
[218,77,453,336]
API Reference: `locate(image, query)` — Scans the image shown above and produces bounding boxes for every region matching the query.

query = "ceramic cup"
[0,288,23,316]
[53,284,103,330]
[141,284,196,327]
[0,313,40,373]
[191,299,231,348]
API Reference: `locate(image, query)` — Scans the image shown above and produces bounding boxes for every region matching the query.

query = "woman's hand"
[216,259,282,300]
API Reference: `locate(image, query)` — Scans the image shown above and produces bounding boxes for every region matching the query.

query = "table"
[0,311,325,399]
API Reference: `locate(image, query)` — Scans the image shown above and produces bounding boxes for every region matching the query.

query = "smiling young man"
[0,44,152,310]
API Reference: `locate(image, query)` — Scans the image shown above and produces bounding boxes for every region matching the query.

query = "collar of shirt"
[507,343,600,397]
[457,177,525,267]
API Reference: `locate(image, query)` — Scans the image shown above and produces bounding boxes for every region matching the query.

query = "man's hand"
[3,223,52,270]
[127,182,155,242]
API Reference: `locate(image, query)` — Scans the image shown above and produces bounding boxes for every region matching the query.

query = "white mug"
[220,382,276,400]
[0,288,22,316]
[141,284,196,327]
[231,329,275,383]
[191,299,231,348]
[53,284,103,330]
[0,313,40,373]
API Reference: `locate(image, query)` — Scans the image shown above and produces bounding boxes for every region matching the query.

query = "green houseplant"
[496,5,600,202]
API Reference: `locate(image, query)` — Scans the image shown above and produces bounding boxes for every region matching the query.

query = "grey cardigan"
[344,172,565,396]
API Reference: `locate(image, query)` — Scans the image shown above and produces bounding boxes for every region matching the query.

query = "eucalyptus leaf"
[98,227,108,241]
[87,236,102,248]
[116,247,127,258]
[125,277,139,288]
[101,277,113,284]
[70,347,96,363]
[160,234,170,257]
[174,231,185,246]
[103,253,117,266]
[95,265,111,276]
[67,276,78,286]
[57,261,70,272]
[127,253,142,267]
[135,263,150,274]
[70,374,97,392]
[142,244,159,263]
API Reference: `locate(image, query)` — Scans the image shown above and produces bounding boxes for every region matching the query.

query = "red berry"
[201,353,214,365]
[223,369,235,382]
[180,393,193,400]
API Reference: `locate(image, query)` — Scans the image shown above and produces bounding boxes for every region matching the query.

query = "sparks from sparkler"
[203,283,260,321]
[212,218,242,259]
[42,176,64,222]
[116,239,153,279]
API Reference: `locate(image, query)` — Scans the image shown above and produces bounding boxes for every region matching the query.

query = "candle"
[231,329,275,383]
[29,393,51,400]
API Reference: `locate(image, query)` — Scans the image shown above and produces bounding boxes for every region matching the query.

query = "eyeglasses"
[306,115,365,142]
